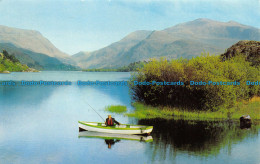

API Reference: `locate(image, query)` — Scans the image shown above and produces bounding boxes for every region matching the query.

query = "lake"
[0,71,259,164]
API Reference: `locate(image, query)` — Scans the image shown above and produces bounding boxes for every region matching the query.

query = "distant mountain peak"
[227,20,238,23]
[193,18,214,22]
[73,18,260,69]
[187,18,218,25]
[172,18,247,28]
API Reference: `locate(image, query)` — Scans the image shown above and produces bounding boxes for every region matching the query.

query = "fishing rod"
[84,101,105,122]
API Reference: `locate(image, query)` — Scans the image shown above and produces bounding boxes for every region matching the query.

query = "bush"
[0,50,29,72]
[130,54,260,111]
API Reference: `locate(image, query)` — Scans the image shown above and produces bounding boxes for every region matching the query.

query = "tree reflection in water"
[138,119,259,162]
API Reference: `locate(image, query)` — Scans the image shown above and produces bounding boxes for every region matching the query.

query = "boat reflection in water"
[104,139,120,149]
[78,131,153,149]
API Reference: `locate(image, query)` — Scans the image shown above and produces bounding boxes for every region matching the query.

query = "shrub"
[130,54,260,111]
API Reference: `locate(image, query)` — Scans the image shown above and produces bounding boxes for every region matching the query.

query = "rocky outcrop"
[240,115,252,129]
[0,70,10,74]
[221,40,260,66]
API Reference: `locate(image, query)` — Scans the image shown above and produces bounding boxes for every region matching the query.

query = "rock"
[1,70,10,74]
[240,115,252,129]
[221,40,260,66]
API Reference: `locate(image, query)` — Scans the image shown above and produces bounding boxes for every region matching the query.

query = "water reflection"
[78,131,153,149]
[138,119,259,162]
[0,84,56,107]
[105,139,121,149]
[0,72,259,163]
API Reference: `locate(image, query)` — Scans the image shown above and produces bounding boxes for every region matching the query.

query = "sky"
[0,0,259,55]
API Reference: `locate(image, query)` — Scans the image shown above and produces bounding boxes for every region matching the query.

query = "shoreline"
[120,99,260,121]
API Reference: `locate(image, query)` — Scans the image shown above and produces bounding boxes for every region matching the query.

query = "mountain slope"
[73,18,260,69]
[0,50,37,73]
[0,43,78,70]
[0,25,79,69]
[0,25,69,60]
[72,30,152,68]
[163,18,260,48]
[72,51,92,68]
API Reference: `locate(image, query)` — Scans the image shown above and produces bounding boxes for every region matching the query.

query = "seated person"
[105,115,120,126]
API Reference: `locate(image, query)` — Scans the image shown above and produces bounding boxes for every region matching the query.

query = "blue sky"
[0,0,259,55]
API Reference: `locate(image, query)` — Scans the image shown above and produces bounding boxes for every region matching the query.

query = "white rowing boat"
[78,121,153,135]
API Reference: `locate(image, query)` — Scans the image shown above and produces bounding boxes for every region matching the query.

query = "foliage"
[83,68,118,72]
[117,61,147,72]
[130,53,260,111]
[105,105,127,113]
[83,61,147,72]
[2,50,20,63]
[0,50,31,72]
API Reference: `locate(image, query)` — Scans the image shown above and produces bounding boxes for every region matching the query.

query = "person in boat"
[105,115,120,126]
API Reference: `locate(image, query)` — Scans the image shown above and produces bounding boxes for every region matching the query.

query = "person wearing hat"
[105,115,120,126]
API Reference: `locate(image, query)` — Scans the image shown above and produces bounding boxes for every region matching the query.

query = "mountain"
[73,18,260,68]
[72,51,92,68]
[0,25,78,70]
[0,25,69,59]
[0,43,78,71]
[72,30,153,68]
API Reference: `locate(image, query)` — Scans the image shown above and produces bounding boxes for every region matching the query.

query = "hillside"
[0,25,69,59]
[0,50,37,73]
[72,51,92,68]
[72,30,153,68]
[0,25,78,70]
[0,43,79,70]
[73,18,260,69]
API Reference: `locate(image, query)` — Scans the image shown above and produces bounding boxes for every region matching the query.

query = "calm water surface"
[0,72,259,164]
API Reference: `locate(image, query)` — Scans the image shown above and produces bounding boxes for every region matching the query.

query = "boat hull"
[78,121,153,135]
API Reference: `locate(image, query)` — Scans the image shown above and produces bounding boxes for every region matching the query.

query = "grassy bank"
[105,105,127,113]
[126,101,260,121]
[121,96,260,120]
